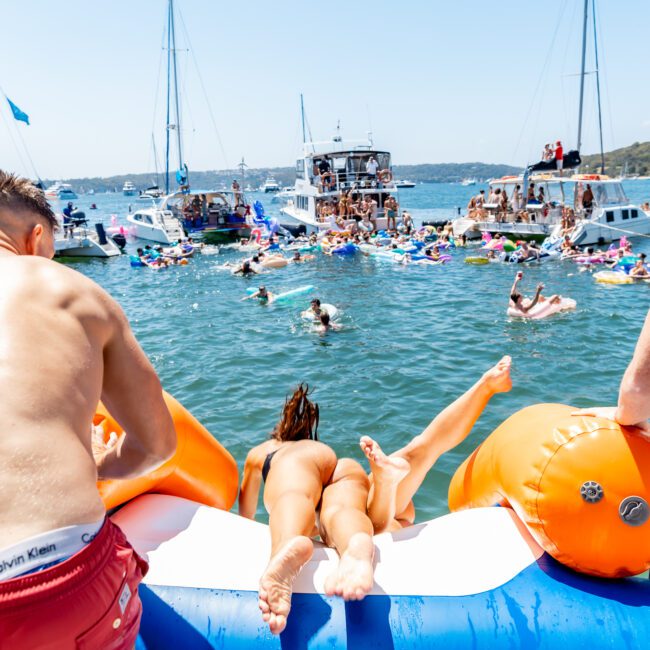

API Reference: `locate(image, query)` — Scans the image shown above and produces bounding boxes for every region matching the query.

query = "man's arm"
[97,294,176,480]
[616,309,650,426]
[239,451,262,519]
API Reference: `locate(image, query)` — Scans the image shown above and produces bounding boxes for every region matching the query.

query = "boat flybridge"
[453,173,650,246]
[280,135,399,234]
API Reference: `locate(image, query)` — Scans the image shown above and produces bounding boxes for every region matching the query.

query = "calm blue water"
[58,182,650,522]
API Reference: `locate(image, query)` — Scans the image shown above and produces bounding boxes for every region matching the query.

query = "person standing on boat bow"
[0,171,176,648]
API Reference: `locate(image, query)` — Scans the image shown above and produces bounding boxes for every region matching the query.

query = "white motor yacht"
[123,181,138,196]
[460,178,477,187]
[395,180,416,189]
[127,207,185,244]
[260,177,281,193]
[280,134,399,234]
[54,215,121,258]
[453,173,650,246]
[45,181,78,200]
[138,185,165,201]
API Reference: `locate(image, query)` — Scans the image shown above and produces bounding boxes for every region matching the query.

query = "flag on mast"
[6,98,29,125]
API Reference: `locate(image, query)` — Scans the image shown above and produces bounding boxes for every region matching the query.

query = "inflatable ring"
[464,256,489,265]
[449,404,650,577]
[378,169,393,184]
[97,391,238,511]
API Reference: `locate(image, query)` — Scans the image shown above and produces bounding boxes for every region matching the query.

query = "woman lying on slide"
[239,385,376,635]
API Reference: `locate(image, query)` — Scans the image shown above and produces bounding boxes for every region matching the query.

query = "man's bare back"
[0,253,175,548]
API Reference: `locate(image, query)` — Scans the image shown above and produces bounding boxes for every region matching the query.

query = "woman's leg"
[259,446,337,635]
[367,356,512,529]
[319,459,375,601]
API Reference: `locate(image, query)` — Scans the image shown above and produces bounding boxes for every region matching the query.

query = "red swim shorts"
[0,519,148,649]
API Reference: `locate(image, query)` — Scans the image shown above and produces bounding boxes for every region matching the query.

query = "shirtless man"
[0,172,176,647]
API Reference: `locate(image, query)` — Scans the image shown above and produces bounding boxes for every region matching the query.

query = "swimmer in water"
[317,311,341,334]
[242,285,276,303]
[233,260,259,276]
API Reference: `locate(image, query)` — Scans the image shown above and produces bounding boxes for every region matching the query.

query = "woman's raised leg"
[366,356,512,530]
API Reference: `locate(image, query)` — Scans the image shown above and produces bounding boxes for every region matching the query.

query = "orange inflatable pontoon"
[449,403,650,577]
[96,392,238,511]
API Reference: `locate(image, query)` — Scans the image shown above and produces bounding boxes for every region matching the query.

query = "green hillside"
[46,162,522,193]
[581,141,650,176]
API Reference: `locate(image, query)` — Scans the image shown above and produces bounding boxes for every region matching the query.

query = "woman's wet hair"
[271,384,320,442]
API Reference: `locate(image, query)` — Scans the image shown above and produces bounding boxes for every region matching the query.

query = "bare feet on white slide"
[258,536,313,635]
[482,355,513,394]
[360,435,410,483]
[324,532,375,601]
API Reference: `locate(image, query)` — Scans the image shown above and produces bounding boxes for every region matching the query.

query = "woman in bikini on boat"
[239,385,379,635]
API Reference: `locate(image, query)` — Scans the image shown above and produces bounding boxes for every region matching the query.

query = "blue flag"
[7,97,29,125]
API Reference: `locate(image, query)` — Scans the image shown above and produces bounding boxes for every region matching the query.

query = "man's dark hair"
[0,171,57,230]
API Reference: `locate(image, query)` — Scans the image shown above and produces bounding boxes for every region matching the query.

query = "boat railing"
[314,170,395,194]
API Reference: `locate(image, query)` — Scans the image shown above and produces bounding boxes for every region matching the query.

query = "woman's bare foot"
[360,436,410,482]
[324,532,375,600]
[482,355,513,394]
[258,536,313,635]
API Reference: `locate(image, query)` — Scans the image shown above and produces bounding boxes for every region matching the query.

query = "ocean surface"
[58,181,650,523]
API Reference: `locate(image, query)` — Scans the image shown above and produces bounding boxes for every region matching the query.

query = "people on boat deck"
[0,171,176,646]
[542,144,554,161]
[232,180,241,206]
[582,183,594,213]
[527,183,536,203]
[365,156,379,183]
[62,201,75,219]
[554,140,564,174]
[509,271,560,314]
[385,195,399,231]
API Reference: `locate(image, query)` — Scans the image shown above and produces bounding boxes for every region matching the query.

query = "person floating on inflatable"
[242,285,275,304]
[507,271,575,319]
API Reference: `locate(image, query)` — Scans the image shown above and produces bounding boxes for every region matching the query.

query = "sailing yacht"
[130,0,249,245]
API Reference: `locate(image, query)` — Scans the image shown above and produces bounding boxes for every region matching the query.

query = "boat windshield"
[589,181,628,206]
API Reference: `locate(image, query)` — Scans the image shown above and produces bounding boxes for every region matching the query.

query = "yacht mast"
[169,0,183,174]
[164,0,172,194]
[576,0,589,153]
[592,0,606,174]
[300,93,306,146]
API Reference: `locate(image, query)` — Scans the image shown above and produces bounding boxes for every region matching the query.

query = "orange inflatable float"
[96,392,238,511]
[449,403,650,577]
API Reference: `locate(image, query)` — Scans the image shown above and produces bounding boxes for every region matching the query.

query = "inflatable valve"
[580,481,604,504]
[619,496,649,527]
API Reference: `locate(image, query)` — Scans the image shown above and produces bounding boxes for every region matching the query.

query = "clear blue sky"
[2,0,649,179]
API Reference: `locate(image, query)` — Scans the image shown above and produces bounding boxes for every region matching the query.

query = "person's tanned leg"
[319,459,375,600]
[259,449,336,635]
[381,356,513,523]
[360,437,409,533]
